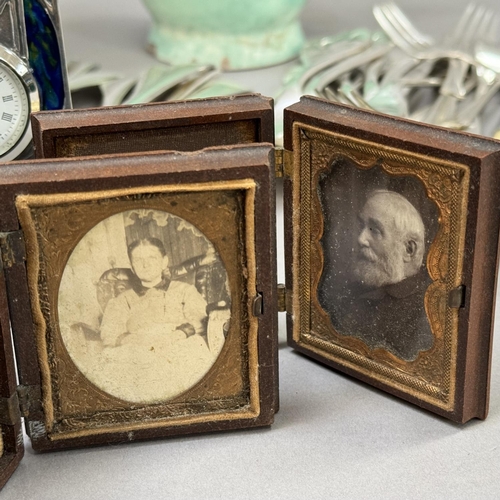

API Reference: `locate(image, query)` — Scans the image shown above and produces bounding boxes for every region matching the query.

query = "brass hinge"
[16,385,42,419]
[274,148,294,179]
[0,230,27,269]
[0,392,22,426]
[448,285,466,308]
[254,287,292,315]
[277,284,292,313]
[252,292,264,317]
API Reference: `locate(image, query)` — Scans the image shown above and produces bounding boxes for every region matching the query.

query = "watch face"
[0,62,30,156]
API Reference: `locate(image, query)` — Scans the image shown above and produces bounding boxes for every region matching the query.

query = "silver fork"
[450,15,500,132]
[375,3,497,127]
[363,50,435,117]
[373,3,478,65]
[439,4,488,99]
[273,35,373,145]
[373,3,433,55]
[422,5,492,125]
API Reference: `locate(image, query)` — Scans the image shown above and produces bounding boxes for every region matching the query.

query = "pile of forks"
[68,62,248,108]
[274,2,500,144]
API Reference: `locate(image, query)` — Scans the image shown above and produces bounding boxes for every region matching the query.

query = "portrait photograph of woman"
[58,209,231,404]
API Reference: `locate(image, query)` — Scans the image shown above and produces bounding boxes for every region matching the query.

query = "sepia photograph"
[58,209,231,404]
[317,158,439,362]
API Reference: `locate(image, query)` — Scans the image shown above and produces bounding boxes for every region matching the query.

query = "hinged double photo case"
[1,94,500,487]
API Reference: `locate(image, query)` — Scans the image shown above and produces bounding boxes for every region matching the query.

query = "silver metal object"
[68,62,250,109]
[0,0,40,162]
[373,2,500,131]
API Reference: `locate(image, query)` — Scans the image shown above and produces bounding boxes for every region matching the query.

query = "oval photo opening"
[58,209,231,404]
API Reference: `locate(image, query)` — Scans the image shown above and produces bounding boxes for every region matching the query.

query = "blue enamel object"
[24,0,66,110]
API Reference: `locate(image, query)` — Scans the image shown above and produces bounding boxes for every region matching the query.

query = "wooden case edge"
[0,254,23,488]
[31,94,275,159]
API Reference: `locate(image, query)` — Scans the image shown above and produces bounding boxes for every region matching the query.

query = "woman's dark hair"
[127,237,166,260]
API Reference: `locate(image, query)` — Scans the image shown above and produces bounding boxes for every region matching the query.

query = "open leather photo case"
[0,140,277,453]
[283,98,500,422]
[1,93,500,486]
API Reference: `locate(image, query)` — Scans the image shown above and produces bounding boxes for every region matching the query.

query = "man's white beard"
[352,247,406,289]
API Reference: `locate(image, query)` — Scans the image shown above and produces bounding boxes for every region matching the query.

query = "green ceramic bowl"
[142,0,307,70]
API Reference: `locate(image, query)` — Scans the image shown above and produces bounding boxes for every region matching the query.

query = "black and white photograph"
[58,209,231,403]
[317,158,439,362]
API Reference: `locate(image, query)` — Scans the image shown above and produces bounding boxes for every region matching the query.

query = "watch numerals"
[0,62,30,158]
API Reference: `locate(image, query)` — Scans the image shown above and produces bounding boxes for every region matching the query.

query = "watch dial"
[0,62,30,156]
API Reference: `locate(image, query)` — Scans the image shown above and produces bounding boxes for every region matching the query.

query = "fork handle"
[422,94,459,125]
[440,59,470,99]
[457,77,500,127]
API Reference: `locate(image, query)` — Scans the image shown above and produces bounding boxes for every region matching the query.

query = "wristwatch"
[0,0,40,162]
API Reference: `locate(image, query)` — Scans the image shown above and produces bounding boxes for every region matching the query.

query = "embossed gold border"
[292,123,469,411]
[16,180,260,440]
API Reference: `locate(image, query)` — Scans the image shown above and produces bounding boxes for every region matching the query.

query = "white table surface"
[3,0,500,498]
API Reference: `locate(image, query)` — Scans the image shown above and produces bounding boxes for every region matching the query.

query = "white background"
[3,0,500,498]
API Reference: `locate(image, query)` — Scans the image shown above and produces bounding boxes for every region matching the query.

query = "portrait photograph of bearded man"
[317,160,439,362]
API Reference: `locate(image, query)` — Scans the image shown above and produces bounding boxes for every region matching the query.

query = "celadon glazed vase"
[141,0,307,70]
